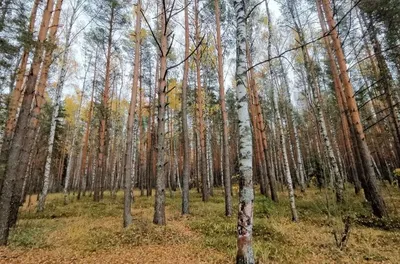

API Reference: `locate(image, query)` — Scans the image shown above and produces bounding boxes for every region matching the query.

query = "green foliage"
[6,186,400,263]
[0,0,29,93]
[8,220,58,249]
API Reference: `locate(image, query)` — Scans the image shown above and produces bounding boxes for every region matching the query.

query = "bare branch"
[248,0,362,71]
[167,34,205,71]
[140,8,162,53]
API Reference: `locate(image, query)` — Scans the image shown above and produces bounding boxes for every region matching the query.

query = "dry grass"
[0,185,399,263]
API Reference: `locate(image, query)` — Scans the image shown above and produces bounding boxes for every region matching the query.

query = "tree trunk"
[246,44,268,197]
[215,0,232,214]
[194,0,209,202]
[0,0,58,245]
[181,0,191,215]
[153,0,168,225]
[123,0,141,228]
[78,53,97,200]
[366,14,400,166]
[286,0,343,202]
[11,0,63,227]
[316,0,361,194]
[64,68,87,205]
[38,3,77,211]
[321,0,387,218]
[96,5,115,202]
[279,58,306,192]
[0,0,40,193]
[234,0,255,263]
[274,82,298,222]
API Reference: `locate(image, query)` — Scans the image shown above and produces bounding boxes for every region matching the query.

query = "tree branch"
[248,0,362,71]
[140,8,162,53]
[167,34,205,71]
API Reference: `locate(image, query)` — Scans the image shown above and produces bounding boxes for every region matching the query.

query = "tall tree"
[153,0,169,225]
[0,0,40,194]
[181,0,191,215]
[38,0,84,211]
[215,0,232,216]
[320,0,388,218]
[194,0,209,202]
[234,0,255,263]
[0,0,61,245]
[124,0,142,228]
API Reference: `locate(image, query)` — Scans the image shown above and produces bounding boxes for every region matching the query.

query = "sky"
[61,0,283,100]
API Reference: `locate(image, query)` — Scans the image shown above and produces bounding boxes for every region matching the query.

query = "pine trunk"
[214,0,232,214]
[321,0,388,218]
[0,0,58,245]
[96,5,115,202]
[0,0,40,193]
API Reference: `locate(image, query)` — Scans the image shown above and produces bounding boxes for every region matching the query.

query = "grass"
[0,185,399,263]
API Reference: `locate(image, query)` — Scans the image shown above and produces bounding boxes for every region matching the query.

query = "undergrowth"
[4,185,400,263]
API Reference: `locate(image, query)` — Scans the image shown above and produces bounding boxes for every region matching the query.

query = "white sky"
[61,0,282,99]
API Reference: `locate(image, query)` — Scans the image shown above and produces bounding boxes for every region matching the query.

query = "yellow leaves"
[64,93,81,127]
[167,78,181,111]
[261,16,269,25]
[129,29,148,43]
[207,103,220,116]
[139,29,147,39]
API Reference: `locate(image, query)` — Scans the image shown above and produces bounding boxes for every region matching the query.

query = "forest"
[0,0,400,263]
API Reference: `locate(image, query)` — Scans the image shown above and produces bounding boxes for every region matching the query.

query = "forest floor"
[0,185,400,263]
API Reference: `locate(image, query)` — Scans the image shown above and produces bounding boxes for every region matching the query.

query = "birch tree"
[123,0,142,228]
[38,0,85,212]
[234,0,255,262]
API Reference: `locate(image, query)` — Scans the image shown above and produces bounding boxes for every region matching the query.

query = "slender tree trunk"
[123,0,142,228]
[234,0,255,263]
[0,0,40,193]
[96,5,115,202]
[181,0,191,215]
[365,14,400,166]
[321,0,387,218]
[38,5,77,211]
[316,0,361,194]
[138,76,145,197]
[0,0,58,245]
[274,82,298,221]
[287,0,343,202]
[206,118,214,196]
[194,0,209,202]
[153,0,168,225]
[78,54,97,200]
[246,44,268,197]
[64,69,86,205]
[279,59,306,192]
[11,0,63,226]
[263,1,280,201]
